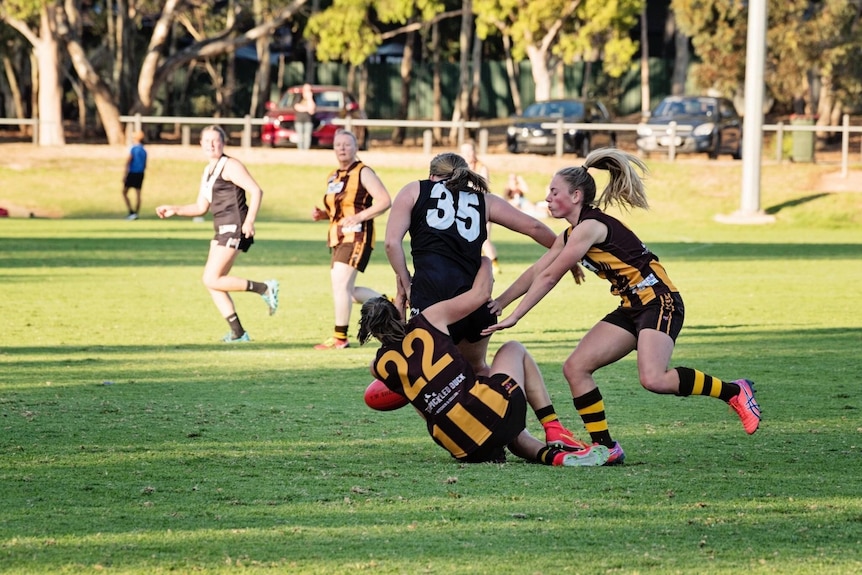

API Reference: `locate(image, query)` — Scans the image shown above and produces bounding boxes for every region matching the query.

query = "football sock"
[535,406,561,426]
[573,388,613,447]
[675,367,738,402]
[334,325,348,341]
[537,446,567,466]
[245,280,268,295]
[226,313,245,339]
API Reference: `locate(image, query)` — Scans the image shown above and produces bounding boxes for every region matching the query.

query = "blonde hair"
[429,152,489,194]
[201,125,227,144]
[555,148,649,210]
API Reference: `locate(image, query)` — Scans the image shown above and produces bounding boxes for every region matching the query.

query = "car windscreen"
[655,98,714,117]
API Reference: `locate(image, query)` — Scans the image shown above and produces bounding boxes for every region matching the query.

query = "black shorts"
[124,172,144,188]
[601,292,685,342]
[331,241,372,272]
[214,224,253,252]
[457,374,527,464]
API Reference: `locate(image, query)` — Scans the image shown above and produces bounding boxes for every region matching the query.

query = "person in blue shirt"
[122,130,148,220]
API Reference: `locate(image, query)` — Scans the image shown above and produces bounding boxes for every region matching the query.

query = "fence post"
[478,129,488,155]
[242,115,252,149]
[32,119,39,145]
[668,121,677,161]
[555,118,564,157]
[182,125,191,147]
[775,122,784,162]
[423,129,433,155]
[134,113,142,133]
[841,114,849,178]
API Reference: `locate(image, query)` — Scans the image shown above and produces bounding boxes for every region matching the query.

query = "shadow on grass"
[1,236,861,268]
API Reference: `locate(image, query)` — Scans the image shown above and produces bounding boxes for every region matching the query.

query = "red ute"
[260,84,367,149]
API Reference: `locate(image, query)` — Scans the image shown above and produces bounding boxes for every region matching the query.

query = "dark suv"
[260,85,367,149]
[637,96,742,159]
[506,99,616,156]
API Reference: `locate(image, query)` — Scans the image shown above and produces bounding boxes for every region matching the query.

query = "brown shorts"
[214,224,253,252]
[601,292,685,342]
[457,374,527,464]
[331,241,372,272]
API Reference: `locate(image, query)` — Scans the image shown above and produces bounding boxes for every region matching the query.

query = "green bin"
[790,116,815,162]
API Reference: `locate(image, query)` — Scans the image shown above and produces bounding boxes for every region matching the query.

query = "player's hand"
[486,299,503,316]
[570,262,586,285]
[242,221,255,238]
[311,206,327,221]
[481,315,518,336]
[156,205,175,218]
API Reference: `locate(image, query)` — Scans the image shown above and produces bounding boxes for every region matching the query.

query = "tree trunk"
[469,30,481,118]
[1,54,28,132]
[526,45,551,102]
[640,3,650,116]
[502,33,521,115]
[449,0,472,144]
[431,22,442,144]
[56,1,124,144]
[136,0,183,113]
[36,5,65,146]
[392,28,415,144]
[671,16,689,97]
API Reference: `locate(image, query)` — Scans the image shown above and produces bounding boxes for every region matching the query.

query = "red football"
[364,379,409,411]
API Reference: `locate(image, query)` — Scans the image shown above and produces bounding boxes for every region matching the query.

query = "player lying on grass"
[358,257,609,467]
[482,148,762,465]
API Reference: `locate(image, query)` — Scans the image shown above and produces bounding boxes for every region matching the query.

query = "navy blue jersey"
[409,179,488,310]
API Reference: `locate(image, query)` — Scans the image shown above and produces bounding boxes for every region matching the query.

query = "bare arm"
[483,220,606,334]
[384,181,418,315]
[486,194,556,248]
[155,188,210,219]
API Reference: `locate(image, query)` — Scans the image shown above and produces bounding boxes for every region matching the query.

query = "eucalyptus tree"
[1,1,67,145]
[473,0,642,103]
[673,0,862,125]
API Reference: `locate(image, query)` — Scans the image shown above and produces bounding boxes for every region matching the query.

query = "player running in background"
[359,257,609,467]
[156,125,278,343]
[483,148,761,465]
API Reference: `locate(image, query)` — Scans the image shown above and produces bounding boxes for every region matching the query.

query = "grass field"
[1,146,861,574]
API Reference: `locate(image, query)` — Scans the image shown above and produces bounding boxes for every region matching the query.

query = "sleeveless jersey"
[201,155,248,232]
[409,179,488,308]
[566,206,677,307]
[372,314,513,459]
[323,160,375,248]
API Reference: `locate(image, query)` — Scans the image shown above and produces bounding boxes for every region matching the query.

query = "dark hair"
[358,297,406,347]
[555,148,649,210]
[429,152,489,194]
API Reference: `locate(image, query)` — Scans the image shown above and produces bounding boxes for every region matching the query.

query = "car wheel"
[708,135,720,159]
[359,129,369,151]
[507,139,520,154]
[732,141,742,160]
[609,132,618,148]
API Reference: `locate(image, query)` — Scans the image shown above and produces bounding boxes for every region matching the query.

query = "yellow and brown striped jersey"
[565,206,677,308]
[323,160,376,247]
[372,314,513,459]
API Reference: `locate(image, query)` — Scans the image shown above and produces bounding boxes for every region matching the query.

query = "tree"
[673,0,862,125]
[1,1,66,146]
[474,0,642,103]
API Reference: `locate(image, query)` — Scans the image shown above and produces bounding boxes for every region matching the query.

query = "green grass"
[1,150,861,574]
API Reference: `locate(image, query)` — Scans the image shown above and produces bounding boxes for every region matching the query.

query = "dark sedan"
[507,99,616,157]
[637,96,742,159]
